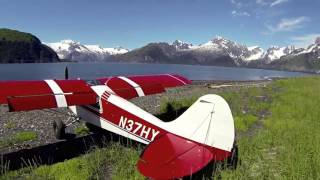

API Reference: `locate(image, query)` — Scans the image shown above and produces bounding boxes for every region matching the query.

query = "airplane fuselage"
[70,86,235,158]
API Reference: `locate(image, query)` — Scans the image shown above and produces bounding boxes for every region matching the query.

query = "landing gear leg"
[53,119,65,139]
[227,142,239,170]
[52,112,80,139]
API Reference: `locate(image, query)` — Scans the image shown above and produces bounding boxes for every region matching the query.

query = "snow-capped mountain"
[113,36,320,73]
[196,36,246,55]
[172,40,194,50]
[191,36,299,64]
[46,40,129,62]
[245,46,264,61]
[265,38,320,73]
[292,37,320,58]
[46,37,296,64]
[263,46,295,63]
[189,36,266,64]
[282,37,320,62]
[46,36,320,72]
[114,36,299,66]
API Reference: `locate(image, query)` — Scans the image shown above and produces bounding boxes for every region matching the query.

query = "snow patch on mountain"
[263,46,295,63]
[244,46,264,61]
[46,36,320,65]
[265,47,286,61]
[195,36,246,58]
[191,36,298,63]
[46,40,129,61]
[295,40,320,56]
[172,40,194,50]
[290,37,320,61]
[192,37,265,62]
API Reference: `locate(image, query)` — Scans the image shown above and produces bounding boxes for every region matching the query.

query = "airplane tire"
[53,119,65,139]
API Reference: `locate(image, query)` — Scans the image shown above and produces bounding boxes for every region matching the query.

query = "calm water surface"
[0,63,308,81]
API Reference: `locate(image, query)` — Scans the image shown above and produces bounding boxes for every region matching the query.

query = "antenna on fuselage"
[65,66,69,80]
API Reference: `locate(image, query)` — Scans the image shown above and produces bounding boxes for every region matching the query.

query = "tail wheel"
[53,119,65,139]
[227,142,239,169]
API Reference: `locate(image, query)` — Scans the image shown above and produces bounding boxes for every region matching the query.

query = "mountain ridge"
[46,40,129,62]
[41,35,320,73]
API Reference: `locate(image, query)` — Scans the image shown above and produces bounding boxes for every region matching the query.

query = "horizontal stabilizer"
[137,133,213,179]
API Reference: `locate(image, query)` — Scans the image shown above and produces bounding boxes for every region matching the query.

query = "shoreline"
[0,61,317,75]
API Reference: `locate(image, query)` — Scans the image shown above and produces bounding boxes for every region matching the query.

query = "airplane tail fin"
[137,94,235,179]
[167,94,235,152]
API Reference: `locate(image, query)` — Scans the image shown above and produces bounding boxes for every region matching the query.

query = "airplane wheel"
[227,143,239,170]
[53,119,65,139]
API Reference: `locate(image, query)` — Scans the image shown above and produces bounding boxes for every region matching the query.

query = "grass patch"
[0,131,37,149]
[234,114,258,132]
[219,76,320,179]
[1,143,143,180]
[74,123,90,136]
[14,131,37,142]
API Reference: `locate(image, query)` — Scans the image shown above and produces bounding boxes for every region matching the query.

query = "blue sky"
[0,0,319,49]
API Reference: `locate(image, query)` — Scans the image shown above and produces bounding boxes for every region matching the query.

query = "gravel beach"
[0,80,270,154]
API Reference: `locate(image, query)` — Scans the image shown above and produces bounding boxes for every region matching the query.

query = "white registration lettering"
[140,126,151,139]
[118,116,160,141]
[133,122,143,134]
[151,129,160,141]
[126,119,134,131]
[119,116,127,128]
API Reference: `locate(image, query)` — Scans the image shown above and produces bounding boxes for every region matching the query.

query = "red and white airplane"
[0,74,237,179]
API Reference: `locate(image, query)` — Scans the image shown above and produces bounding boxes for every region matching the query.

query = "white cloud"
[230,0,243,8]
[290,34,320,48]
[256,0,268,6]
[231,10,250,17]
[267,16,310,32]
[256,0,289,7]
[270,0,289,7]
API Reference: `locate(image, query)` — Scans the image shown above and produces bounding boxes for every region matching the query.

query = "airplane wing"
[0,80,97,111]
[96,74,191,99]
[0,74,191,112]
